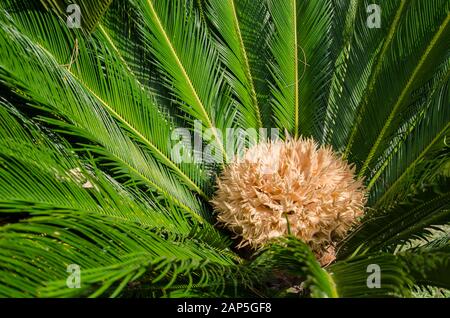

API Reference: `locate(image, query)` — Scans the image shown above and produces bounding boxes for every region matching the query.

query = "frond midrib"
[322,0,359,144]
[374,121,450,207]
[145,0,228,164]
[293,0,299,138]
[343,0,407,158]
[77,25,208,200]
[367,70,450,193]
[229,0,263,129]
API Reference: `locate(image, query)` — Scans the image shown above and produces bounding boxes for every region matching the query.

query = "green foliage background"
[0,0,448,297]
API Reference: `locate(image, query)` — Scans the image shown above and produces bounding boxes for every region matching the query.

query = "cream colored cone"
[211,138,367,265]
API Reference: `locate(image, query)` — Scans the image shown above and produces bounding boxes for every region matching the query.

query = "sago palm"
[0,0,449,298]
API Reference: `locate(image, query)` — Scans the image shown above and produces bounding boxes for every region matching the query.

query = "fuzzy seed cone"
[211,138,367,265]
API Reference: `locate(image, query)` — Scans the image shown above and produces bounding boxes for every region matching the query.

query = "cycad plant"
[0,0,449,298]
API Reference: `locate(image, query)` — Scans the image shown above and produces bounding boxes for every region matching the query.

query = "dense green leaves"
[206,0,266,131]
[252,237,338,298]
[0,101,240,297]
[0,3,210,219]
[267,0,334,139]
[338,179,450,257]
[331,246,450,297]
[0,0,449,298]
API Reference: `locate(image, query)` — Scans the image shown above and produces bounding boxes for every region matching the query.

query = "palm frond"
[344,0,449,177]
[369,72,450,207]
[206,0,270,131]
[321,0,360,144]
[0,103,243,297]
[0,211,242,297]
[267,0,334,139]
[252,237,338,298]
[9,2,211,198]
[0,8,211,220]
[399,244,450,291]
[329,253,414,297]
[131,0,235,163]
[337,180,450,257]
[0,100,192,230]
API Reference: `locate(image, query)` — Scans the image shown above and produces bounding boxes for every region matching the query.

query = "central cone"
[212,138,367,265]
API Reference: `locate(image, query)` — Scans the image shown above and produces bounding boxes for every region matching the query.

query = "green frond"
[131,0,235,163]
[344,0,449,176]
[0,101,192,230]
[7,2,211,199]
[331,247,450,297]
[0,103,242,297]
[398,245,450,291]
[330,253,415,297]
[1,0,449,299]
[340,0,410,157]
[98,0,176,116]
[267,0,334,139]
[337,180,450,257]
[321,0,360,144]
[252,237,338,298]
[206,0,270,131]
[370,71,450,207]
[0,8,211,220]
[410,231,450,251]
[0,211,241,297]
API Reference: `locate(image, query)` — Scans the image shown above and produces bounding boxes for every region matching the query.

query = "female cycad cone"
[212,138,367,265]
